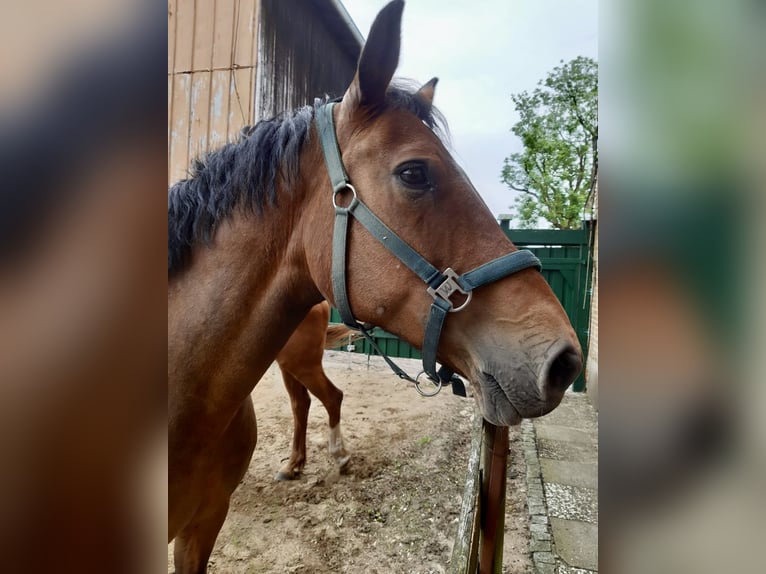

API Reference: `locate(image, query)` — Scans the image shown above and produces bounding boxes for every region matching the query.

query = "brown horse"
[168,1,582,572]
[273,301,359,481]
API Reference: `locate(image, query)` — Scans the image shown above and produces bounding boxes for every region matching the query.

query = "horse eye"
[396,163,431,189]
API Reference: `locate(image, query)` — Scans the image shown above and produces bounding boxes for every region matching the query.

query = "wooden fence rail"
[450,413,509,574]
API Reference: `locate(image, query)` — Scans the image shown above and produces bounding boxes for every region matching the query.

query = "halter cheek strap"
[316,102,541,395]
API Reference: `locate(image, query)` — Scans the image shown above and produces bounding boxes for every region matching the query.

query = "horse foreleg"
[300,370,350,470]
[173,500,229,574]
[173,398,256,574]
[276,369,311,480]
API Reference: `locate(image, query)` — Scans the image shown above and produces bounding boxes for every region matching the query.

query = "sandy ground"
[169,351,531,573]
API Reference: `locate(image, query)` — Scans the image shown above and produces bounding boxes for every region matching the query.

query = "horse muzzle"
[471,338,583,426]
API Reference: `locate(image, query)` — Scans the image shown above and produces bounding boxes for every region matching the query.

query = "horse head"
[302,0,582,425]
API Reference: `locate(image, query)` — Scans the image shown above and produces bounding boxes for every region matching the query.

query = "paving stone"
[528,500,545,511]
[534,551,556,564]
[539,395,597,432]
[530,538,552,553]
[535,562,556,574]
[536,438,597,464]
[544,483,597,524]
[550,518,598,571]
[541,459,597,490]
[534,424,595,445]
[557,564,595,574]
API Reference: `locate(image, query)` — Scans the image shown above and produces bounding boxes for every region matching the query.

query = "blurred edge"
[0,1,167,573]
[601,0,765,573]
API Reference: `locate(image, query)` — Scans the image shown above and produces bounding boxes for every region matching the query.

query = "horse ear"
[416,77,438,108]
[345,0,404,109]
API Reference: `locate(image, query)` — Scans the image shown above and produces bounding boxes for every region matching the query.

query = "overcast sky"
[340,0,597,219]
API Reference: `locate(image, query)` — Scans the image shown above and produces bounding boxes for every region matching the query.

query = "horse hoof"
[337,455,351,469]
[275,471,297,481]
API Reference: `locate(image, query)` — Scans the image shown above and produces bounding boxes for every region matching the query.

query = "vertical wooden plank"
[181,0,198,174]
[209,70,232,147]
[210,0,235,147]
[174,0,195,72]
[235,0,257,68]
[224,0,239,139]
[168,75,174,169]
[168,0,176,73]
[252,0,265,123]
[212,0,236,70]
[170,73,192,184]
[255,0,262,106]
[449,413,483,574]
[192,0,215,71]
[190,0,215,159]
[249,0,260,124]
[229,67,252,130]
[189,71,212,161]
[478,422,508,574]
[168,0,178,174]
[236,0,257,123]
[168,0,177,98]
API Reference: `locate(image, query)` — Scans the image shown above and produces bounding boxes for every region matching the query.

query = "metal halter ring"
[332,184,358,209]
[427,268,473,312]
[414,371,443,397]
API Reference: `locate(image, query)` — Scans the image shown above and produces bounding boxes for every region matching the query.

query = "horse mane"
[167,82,447,276]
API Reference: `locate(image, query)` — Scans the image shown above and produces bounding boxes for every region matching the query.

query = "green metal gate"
[329,222,593,391]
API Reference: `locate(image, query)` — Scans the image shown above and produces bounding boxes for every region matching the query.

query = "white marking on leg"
[328,424,350,467]
[328,424,344,455]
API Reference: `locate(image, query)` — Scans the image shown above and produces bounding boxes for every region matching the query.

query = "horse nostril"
[544,343,583,395]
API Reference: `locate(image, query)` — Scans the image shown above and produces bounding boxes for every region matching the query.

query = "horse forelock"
[167,83,447,276]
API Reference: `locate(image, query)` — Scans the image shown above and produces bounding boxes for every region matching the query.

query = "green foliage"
[501,56,598,229]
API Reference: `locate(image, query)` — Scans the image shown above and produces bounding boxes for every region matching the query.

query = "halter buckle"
[427,268,472,312]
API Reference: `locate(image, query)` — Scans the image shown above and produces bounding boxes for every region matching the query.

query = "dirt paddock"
[169,351,531,573]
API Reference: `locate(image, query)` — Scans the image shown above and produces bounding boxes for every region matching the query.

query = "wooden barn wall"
[168,0,260,185]
[255,0,359,120]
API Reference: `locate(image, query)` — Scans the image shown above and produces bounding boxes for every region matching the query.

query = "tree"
[501,56,597,229]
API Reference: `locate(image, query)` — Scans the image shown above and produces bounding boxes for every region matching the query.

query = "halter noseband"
[315,101,541,396]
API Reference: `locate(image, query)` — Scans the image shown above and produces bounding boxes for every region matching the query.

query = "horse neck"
[168,172,326,417]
